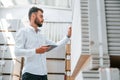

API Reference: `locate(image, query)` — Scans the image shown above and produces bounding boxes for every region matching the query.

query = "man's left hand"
[67,27,72,38]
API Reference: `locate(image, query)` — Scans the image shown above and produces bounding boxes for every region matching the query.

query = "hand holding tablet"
[46,45,58,52]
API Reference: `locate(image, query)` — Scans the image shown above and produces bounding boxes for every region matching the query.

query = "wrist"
[36,48,38,54]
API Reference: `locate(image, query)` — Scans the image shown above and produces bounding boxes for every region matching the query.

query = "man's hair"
[28,7,43,20]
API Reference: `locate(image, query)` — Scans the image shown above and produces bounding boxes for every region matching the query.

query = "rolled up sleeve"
[46,36,70,47]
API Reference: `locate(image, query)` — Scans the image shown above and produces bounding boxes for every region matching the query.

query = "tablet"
[47,45,57,52]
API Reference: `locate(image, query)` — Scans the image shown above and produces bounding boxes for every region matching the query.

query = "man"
[15,7,71,80]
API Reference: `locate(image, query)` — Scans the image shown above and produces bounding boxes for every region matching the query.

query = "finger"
[41,48,47,52]
[43,47,50,51]
[69,26,71,28]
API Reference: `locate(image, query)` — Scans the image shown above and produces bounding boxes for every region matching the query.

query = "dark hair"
[28,7,43,20]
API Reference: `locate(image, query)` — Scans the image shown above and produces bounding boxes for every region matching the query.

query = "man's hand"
[67,27,72,38]
[36,46,50,54]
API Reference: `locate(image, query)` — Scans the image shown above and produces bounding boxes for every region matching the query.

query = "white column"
[71,0,81,74]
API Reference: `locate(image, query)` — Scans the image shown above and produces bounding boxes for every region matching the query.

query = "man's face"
[34,11,44,27]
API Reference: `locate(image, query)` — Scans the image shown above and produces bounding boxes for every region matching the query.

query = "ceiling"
[0,0,72,8]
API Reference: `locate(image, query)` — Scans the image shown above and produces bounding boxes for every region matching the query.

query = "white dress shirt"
[15,25,70,75]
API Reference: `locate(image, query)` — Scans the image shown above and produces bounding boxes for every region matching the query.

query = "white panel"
[84,54,110,70]
[0,45,22,62]
[43,22,70,58]
[82,70,99,80]
[110,68,120,80]
[83,71,99,77]
[83,78,99,80]
[89,0,99,54]
[71,0,89,75]
[81,0,89,54]
[0,76,2,80]
[105,1,120,4]
[48,75,64,80]
[0,19,24,31]
[82,68,120,80]
[0,46,15,58]
[0,6,72,22]
[47,60,65,73]
[100,68,120,80]
[0,0,71,8]
[46,46,65,58]
[0,60,21,76]
[0,32,16,44]
[0,75,19,80]
[105,0,120,55]
[42,22,70,42]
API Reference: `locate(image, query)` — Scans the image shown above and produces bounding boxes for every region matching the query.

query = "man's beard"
[35,18,43,27]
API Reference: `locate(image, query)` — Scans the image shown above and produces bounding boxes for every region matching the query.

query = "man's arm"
[46,27,71,47]
[15,29,36,57]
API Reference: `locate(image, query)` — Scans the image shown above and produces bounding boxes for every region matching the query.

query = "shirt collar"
[28,25,41,32]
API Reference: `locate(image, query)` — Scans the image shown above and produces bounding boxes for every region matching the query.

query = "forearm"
[15,47,35,57]
[56,36,70,46]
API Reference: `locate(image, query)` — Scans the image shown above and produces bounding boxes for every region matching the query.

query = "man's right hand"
[36,46,50,54]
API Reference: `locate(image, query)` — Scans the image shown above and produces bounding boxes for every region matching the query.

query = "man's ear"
[31,13,36,19]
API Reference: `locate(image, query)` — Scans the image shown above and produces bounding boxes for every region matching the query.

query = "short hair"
[28,7,43,20]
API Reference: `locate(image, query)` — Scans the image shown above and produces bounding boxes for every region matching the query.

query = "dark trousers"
[22,72,48,80]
